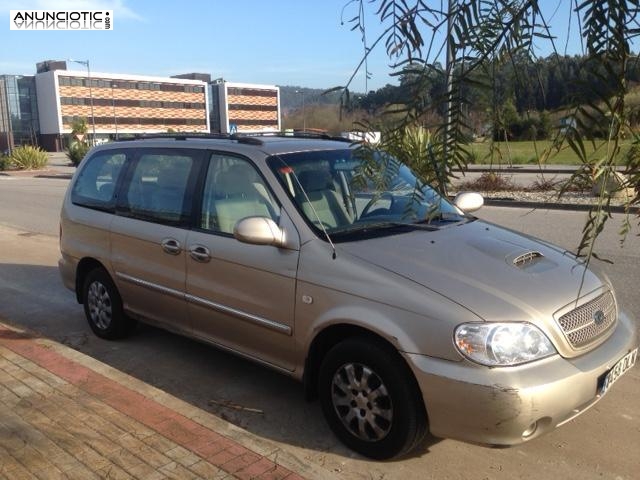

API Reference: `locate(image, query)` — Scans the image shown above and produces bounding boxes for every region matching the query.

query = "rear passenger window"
[72,151,126,209]
[121,152,196,224]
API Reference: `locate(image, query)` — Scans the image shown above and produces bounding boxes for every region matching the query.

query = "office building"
[35,61,209,150]
[209,81,280,134]
[0,75,40,152]
[0,61,282,151]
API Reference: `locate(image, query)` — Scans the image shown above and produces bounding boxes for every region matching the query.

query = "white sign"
[10,10,113,30]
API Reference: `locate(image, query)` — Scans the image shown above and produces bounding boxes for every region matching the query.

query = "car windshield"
[267,148,468,241]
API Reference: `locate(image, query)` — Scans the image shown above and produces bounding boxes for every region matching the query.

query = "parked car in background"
[59,133,637,459]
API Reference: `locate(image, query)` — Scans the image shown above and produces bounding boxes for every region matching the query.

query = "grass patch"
[468,140,631,165]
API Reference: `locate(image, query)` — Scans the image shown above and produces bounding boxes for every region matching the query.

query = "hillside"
[278,85,345,112]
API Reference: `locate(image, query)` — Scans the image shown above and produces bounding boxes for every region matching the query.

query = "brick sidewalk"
[0,323,312,480]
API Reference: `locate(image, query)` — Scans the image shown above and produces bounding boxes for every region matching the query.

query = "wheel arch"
[303,323,420,402]
[75,258,109,303]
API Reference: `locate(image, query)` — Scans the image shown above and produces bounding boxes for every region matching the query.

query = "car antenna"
[296,182,337,259]
[278,160,337,259]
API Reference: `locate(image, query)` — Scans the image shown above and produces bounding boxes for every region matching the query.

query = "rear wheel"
[318,337,427,459]
[82,268,133,339]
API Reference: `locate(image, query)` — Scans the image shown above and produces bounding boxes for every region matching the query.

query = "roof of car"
[103,132,355,157]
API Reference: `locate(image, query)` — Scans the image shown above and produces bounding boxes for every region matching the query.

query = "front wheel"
[318,337,427,459]
[82,268,133,340]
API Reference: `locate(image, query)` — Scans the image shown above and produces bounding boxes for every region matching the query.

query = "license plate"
[599,348,638,396]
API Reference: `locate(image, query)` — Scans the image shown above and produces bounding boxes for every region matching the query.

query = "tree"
[70,117,88,140]
[67,117,90,166]
[342,0,640,260]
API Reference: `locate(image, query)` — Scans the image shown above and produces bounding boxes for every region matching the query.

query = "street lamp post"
[295,89,306,131]
[67,59,96,145]
[0,79,13,152]
[111,83,118,140]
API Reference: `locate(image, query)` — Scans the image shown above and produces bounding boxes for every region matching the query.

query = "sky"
[1,0,584,93]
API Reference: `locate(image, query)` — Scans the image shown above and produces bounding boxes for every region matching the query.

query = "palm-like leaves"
[343,0,640,260]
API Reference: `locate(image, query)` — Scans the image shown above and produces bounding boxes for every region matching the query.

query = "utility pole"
[442,0,456,196]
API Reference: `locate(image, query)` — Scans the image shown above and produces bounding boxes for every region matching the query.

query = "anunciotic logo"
[10,10,113,30]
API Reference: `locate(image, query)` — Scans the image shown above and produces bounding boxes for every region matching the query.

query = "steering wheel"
[360,193,394,219]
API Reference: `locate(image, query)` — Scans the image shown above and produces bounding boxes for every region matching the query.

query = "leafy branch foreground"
[341,0,640,260]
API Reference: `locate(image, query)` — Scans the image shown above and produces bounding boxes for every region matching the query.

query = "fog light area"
[522,421,538,438]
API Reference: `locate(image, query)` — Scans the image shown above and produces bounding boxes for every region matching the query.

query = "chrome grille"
[557,291,616,348]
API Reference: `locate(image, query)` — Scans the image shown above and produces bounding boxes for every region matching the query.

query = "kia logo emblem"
[593,310,606,326]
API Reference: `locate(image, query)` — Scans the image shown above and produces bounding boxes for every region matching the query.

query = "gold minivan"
[59,134,637,459]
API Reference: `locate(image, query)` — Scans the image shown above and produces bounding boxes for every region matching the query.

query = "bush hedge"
[8,145,49,170]
[66,141,91,166]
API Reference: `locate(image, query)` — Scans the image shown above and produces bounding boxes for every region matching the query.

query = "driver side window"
[200,154,280,234]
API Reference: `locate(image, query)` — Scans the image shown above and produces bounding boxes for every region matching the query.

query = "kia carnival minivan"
[59,134,637,459]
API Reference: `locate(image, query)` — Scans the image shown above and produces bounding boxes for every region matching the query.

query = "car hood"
[339,219,605,322]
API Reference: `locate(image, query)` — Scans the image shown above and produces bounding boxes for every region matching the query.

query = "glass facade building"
[0,75,40,152]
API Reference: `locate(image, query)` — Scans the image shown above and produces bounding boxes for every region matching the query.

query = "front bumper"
[404,311,638,446]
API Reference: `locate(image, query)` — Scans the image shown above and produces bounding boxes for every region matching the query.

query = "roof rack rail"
[113,131,353,144]
[115,133,233,142]
[238,130,353,143]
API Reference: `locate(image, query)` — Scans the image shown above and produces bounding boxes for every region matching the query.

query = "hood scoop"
[511,250,544,268]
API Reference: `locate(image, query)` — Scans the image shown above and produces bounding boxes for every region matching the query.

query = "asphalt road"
[0,175,67,235]
[0,175,638,480]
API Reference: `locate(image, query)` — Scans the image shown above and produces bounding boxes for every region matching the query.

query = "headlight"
[454,322,556,366]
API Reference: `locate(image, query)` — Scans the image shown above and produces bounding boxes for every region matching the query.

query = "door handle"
[189,245,211,263]
[161,238,182,255]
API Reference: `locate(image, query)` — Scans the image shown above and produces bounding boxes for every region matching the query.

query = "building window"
[228,88,278,98]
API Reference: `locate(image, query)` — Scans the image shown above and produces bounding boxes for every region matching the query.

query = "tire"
[82,268,133,340]
[318,337,427,459]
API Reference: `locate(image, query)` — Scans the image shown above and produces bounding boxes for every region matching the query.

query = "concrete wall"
[34,70,61,135]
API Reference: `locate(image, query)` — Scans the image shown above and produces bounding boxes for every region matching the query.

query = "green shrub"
[458,172,517,191]
[8,145,49,170]
[0,154,8,171]
[66,141,91,166]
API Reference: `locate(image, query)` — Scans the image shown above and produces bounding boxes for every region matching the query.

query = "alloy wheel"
[87,280,112,330]
[330,362,393,442]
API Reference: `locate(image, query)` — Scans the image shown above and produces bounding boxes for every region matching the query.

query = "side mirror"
[453,192,484,213]
[234,217,285,247]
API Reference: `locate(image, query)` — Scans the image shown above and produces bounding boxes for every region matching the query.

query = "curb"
[34,173,73,180]
[0,319,337,480]
[455,165,627,174]
[0,169,73,179]
[482,198,640,214]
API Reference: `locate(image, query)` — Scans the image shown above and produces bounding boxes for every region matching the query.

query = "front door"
[186,153,299,371]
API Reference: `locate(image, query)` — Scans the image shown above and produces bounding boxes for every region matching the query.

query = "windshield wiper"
[415,213,466,225]
[331,221,438,239]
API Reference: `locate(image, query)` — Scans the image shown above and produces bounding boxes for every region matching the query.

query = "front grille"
[557,291,617,348]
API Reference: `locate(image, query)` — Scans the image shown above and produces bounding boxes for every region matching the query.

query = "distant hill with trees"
[280,52,640,138]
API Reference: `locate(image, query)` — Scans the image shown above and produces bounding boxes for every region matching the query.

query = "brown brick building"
[35,63,208,151]
[210,81,280,134]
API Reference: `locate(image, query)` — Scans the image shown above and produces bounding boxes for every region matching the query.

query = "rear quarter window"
[72,151,127,210]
